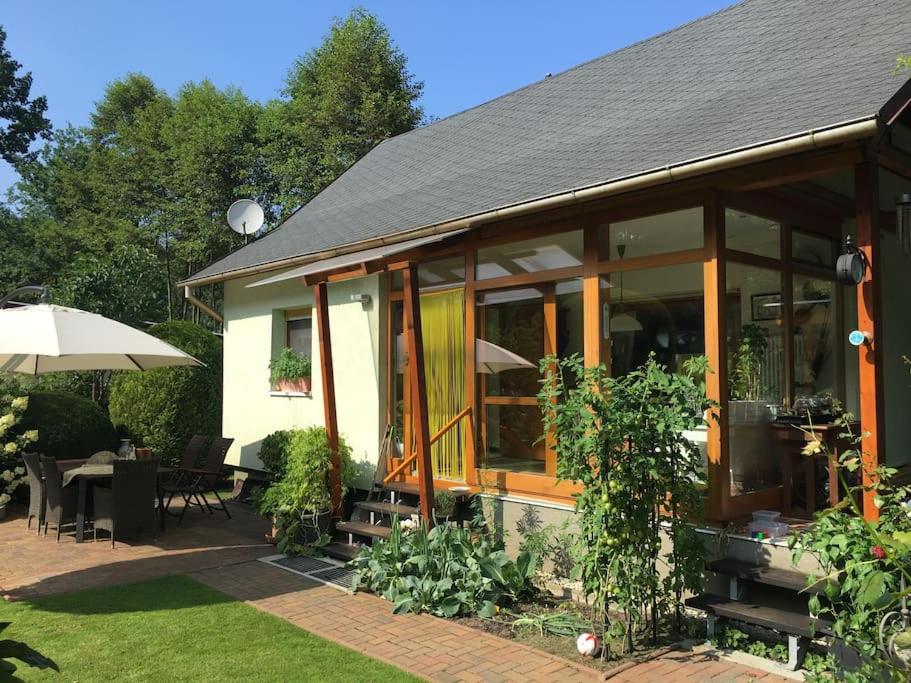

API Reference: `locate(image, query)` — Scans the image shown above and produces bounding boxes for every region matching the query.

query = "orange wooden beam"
[314,282,343,519]
[854,161,885,522]
[402,263,435,524]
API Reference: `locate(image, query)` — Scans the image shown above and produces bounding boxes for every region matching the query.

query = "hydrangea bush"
[0,395,37,507]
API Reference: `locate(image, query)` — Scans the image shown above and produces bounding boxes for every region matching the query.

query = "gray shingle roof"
[186,0,911,284]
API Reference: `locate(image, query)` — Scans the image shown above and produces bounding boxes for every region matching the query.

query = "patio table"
[61,460,173,542]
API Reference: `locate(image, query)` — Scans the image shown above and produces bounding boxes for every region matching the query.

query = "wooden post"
[703,193,728,521]
[314,281,343,520]
[855,161,885,522]
[583,224,601,367]
[402,263,435,524]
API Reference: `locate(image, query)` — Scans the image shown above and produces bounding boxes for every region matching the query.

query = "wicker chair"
[164,437,234,525]
[93,458,160,548]
[22,452,44,533]
[39,455,78,542]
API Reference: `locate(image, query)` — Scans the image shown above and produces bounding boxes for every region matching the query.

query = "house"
[182,0,911,537]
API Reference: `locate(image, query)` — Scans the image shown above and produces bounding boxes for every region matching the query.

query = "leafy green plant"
[517,517,575,580]
[433,489,456,518]
[258,429,295,480]
[269,347,311,384]
[255,427,354,516]
[729,323,768,401]
[352,515,537,618]
[538,353,713,658]
[790,412,911,675]
[109,321,221,466]
[18,391,115,460]
[510,610,589,638]
[0,622,58,679]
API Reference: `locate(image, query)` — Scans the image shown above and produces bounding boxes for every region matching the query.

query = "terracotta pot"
[277,377,311,393]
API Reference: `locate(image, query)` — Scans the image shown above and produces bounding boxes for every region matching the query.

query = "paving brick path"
[193,560,792,683]
[2,502,792,682]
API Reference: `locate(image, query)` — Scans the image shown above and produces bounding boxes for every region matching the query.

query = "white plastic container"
[752,510,781,522]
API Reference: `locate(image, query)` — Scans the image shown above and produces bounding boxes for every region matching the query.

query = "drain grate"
[258,554,355,593]
[272,556,335,574]
[309,566,358,590]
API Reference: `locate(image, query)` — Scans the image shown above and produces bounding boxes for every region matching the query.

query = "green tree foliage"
[7,9,422,333]
[20,391,117,459]
[108,321,222,466]
[0,25,51,166]
[259,7,424,217]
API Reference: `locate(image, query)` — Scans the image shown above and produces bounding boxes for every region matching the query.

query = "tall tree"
[259,8,424,218]
[0,26,51,166]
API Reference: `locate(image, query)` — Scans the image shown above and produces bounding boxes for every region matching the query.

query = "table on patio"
[58,458,174,543]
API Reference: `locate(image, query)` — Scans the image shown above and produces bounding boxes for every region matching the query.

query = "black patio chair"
[93,458,160,548]
[164,437,234,525]
[22,452,44,534]
[39,455,78,542]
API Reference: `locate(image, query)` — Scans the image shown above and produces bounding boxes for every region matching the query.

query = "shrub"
[108,321,222,467]
[352,515,537,618]
[20,391,116,459]
[255,427,354,516]
[258,429,295,479]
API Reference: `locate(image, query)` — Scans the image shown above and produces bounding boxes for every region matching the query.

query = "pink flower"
[871,546,886,560]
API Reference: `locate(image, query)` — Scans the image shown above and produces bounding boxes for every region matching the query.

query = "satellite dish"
[227,199,264,238]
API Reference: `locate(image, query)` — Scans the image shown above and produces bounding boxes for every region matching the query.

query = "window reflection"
[793,276,837,399]
[598,207,703,261]
[476,231,583,279]
[726,209,781,259]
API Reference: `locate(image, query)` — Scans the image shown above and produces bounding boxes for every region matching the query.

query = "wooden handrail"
[430,406,471,446]
[383,406,472,484]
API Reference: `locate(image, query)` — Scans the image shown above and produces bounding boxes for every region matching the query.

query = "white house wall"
[222,271,387,488]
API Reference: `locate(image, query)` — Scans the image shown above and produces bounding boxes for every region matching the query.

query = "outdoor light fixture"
[835,235,868,286]
[897,193,911,255]
[350,293,371,305]
[609,244,643,333]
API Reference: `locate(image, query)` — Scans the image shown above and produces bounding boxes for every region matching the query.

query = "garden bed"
[453,593,694,673]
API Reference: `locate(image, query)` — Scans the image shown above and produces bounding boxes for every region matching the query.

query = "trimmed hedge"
[21,391,118,459]
[258,429,294,479]
[108,321,222,467]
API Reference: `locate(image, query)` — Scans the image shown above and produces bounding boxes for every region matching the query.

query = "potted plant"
[729,323,770,422]
[255,427,353,548]
[269,347,312,393]
[432,489,457,525]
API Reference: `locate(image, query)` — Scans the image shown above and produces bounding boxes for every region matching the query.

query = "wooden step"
[355,500,419,518]
[322,542,362,562]
[382,481,420,496]
[336,520,393,541]
[707,558,830,595]
[685,594,832,638]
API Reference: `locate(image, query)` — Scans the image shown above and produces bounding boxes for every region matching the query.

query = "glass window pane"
[725,209,781,258]
[483,404,545,473]
[478,288,544,396]
[598,207,703,261]
[792,231,837,268]
[793,276,839,401]
[391,301,405,444]
[287,317,312,357]
[726,263,784,495]
[418,256,465,289]
[476,231,583,280]
[600,263,704,377]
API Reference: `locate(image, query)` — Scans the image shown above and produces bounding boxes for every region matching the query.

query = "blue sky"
[1,0,731,195]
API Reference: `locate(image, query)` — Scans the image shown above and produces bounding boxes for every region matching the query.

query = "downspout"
[181,116,879,288]
[184,286,223,325]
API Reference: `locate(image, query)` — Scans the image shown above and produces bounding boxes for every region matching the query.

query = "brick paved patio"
[0,499,272,599]
[1,501,793,682]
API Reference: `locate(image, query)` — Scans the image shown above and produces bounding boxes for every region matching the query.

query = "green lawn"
[0,575,420,682]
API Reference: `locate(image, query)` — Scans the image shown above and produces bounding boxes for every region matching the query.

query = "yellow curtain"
[420,289,466,480]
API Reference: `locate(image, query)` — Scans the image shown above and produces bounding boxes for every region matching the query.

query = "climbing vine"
[538,353,714,657]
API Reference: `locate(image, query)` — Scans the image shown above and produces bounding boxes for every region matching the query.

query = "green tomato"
[608,480,620,493]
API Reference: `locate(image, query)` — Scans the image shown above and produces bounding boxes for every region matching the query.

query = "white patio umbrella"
[476,339,535,374]
[0,304,202,374]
